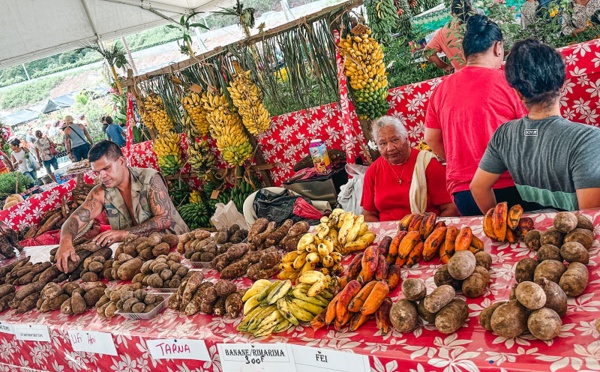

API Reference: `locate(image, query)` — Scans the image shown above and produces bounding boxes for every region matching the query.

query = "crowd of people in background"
[3,113,127,186]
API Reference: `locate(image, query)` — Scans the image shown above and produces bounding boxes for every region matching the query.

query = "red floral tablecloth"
[0,209,599,371]
[126,38,600,187]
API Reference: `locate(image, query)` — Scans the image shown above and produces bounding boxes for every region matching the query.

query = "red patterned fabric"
[127,39,600,188]
[0,209,599,371]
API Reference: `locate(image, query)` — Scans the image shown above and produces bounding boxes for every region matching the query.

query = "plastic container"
[116,293,170,320]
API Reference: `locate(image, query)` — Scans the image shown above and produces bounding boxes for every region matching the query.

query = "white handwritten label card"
[292,345,370,372]
[146,339,210,361]
[68,330,117,356]
[218,343,297,372]
[14,324,50,342]
[0,321,14,335]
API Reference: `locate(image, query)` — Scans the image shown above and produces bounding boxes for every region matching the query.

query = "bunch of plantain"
[144,93,174,135]
[182,91,210,136]
[153,131,183,176]
[187,138,215,178]
[317,208,376,254]
[392,212,484,264]
[311,278,392,333]
[228,70,271,135]
[338,25,389,120]
[238,278,334,337]
[482,203,534,244]
[202,91,253,167]
[177,201,211,230]
[346,241,402,290]
[365,0,399,45]
[278,237,343,281]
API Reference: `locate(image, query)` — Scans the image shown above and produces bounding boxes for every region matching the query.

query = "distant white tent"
[0,0,236,69]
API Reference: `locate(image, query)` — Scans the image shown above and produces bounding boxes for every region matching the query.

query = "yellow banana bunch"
[190,190,203,204]
[202,91,252,166]
[187,138,215,177]
[153,131,183,176]
[182,91,210,135]
[144,93,174,134]
[228,71,271,135]
[338,25,389,120]
[140,109,155,130]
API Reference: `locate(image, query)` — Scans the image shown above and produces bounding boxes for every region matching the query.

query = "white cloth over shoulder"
[337,163,369,215]
[409,150,436,214]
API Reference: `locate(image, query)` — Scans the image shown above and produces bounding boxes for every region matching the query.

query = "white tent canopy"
[0,0,234,69]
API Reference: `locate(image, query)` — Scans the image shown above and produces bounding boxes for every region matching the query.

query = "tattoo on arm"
[60,187,103,240]
[125,175,174,236]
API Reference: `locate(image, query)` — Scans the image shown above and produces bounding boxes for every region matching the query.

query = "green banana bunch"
[365,0,399,44]
[238,279,333,337]
[168,179,190,207]
[177,202,211,229]
[230,178,259,212]
[187,138,215,178]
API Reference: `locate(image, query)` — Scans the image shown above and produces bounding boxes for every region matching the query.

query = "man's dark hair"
[592,10,600,25]
[505,38,565,107]
[10,138,20,147]
[451,0,474,23]
[463,14,503,58]
[89,140,123,162]
[105,116,113,124]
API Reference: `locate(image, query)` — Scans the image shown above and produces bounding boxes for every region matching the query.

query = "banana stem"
[110,64,122,94]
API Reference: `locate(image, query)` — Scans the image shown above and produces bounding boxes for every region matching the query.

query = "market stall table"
[0,209,599,371]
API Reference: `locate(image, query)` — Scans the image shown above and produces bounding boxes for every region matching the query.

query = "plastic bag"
[293,198,323,220]
[211,201,249,230]
[337,163,369,215]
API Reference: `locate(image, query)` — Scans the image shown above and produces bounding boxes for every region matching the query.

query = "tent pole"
[22,64,31,81]
[121,36,139,76]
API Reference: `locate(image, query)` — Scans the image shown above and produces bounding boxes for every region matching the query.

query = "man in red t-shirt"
[424,15,538,216]
[362,117,458,222]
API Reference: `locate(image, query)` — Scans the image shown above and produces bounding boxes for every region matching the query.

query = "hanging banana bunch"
[187,138,215,179]
[189,190,203,204]
[202,91,253,167]
[228,71,271,135]
[144,93,174,135]
[139,103,156,131]
[153,131,184,176]
[182,91,210,136]
[338,25,390,121]
[365,0,400,45]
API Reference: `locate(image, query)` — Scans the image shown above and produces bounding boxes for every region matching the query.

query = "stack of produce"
[21,174,95,240]
[187,138,215,178]
[1,257,65,286]
[390,212,484,265]
[48,242,113,280]
[112,232,179,263]
[37,282,106,315]
[390,281,469,334]
[317,276,391,332]
[480,212,593,341]
[178,192,211,230]
[113,289,166,315]
[317,209,376,254]
[434,250,492,298]
[79,255,110,283]
[523,211,594,253]
[177,229,223,263]
[338,25,389,120]
[228,70,271,135]
[0,284,15,312]
[182,91,210,136]
[482,203,535,244]
[96,283,143,318]
[216,224,249,244]
[0,221,22,260]
[133,254,190,289]
[6,282,44,314]
[203,91,253,166]
[346,240,402,291]
[246,219,309,252]
[238,276,334,337]
[144,93,174,134]
[108,254,144,282]
[168,272,245,317]
[212,245,282,280]
[153,132,184,177]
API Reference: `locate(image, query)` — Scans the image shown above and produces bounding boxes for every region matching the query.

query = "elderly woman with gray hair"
[361,116,458,222]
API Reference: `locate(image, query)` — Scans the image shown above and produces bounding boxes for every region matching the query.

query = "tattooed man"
[56,141,189,272]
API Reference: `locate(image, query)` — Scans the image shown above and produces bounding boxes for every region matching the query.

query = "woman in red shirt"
[361,117,458,222]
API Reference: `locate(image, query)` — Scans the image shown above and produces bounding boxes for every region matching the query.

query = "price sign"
[68,330,117,356]
[218,343,296,372]
[146,339,210,361]
[292,345,370,372]
[14,324,50,342]
[0,321,14,335]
